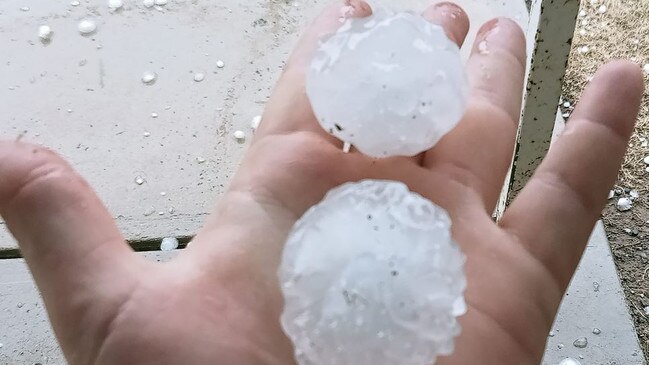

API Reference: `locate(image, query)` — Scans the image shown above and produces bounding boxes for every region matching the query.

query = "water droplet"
[141,71,157,85]
[196,157,206,163]
[193,72,205,82]
[108,0,123,10]
[216,60,225,68]
[168,206,175,214]
[38,25,53,42]
[573,337,588,348]
[143,0,154,7]
[143,131,151,137]
[549,330,556,337]
[134,176,145,185]
[160,237,179,251]
[16,302,24,308]
[78,20,97,35]
[478,40,490,55]
[158,211,165,215]
[151,112,158,118]
[592,328,601,335]
[558,343,564,349]
[143,207,155,216]
[593,281,600,291]
[233,130,246,143]
[160,191,167,196]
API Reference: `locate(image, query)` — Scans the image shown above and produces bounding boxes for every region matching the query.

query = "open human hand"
[0,1,644,364]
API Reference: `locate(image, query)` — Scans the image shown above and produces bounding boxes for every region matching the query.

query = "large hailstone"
[306,12,468,158]
[279,180,466,365]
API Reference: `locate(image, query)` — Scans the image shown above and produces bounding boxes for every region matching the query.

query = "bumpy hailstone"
[307,12,467,158]
[617,197,632,211]
[279,180,466,365]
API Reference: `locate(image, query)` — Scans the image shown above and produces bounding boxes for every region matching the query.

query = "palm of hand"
[0,2,642,365]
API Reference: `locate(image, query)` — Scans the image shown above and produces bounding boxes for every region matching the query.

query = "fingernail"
[340,0,372,21]
[433,2,465,19]
[477,18,501,40]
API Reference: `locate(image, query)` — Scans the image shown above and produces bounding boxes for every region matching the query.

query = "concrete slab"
[0,225,643,364]
[542,222,645,364]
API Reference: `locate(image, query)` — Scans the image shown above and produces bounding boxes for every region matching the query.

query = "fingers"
[500,61,644,288]
[424,18,527,210]
[0,141,136,355]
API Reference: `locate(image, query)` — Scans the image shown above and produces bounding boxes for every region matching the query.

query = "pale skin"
[0,1,644,364]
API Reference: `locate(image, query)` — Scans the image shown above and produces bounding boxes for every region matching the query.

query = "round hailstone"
[216,60,225,68]
[38,25,53,42]
[160,237,179,251]
[233,130,246,143]
[306,11,467,158]
[141,71,157,85]
[78,20,97,35]
[279,180,466,365]
[108,0,123,10]
[193,72,205,82]
[143,0,155,7]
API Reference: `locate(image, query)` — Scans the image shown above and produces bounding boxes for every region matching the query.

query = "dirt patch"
[562,0,649,360]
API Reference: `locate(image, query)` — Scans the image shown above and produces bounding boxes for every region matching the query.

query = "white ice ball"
[78,20,97,35]
[307,12,467,158]
[279,180,466,365]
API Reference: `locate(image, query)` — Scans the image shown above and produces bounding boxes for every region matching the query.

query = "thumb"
[0,141,138,363]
